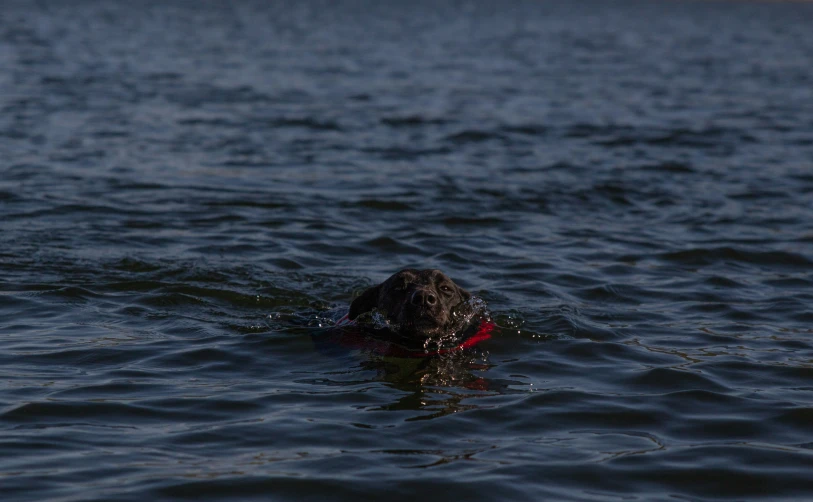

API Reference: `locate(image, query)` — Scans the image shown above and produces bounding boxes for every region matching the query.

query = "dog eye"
[440,285,452,294]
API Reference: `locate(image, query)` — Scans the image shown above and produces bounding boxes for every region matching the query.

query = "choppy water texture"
[2,0,813,500]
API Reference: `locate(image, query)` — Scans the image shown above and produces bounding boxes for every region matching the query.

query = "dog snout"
[410,288,437,307]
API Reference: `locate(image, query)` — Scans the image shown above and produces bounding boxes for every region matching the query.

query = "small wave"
[270,117,342,131]
[575,284,648,305]
[2,400,174,424]
[622,369,730,394]
[361,236,423,254]
[361,146,451,159]
[441,216,504,227]
[500,124,549,136]
[381,115,449,127]
[658,247,813,267]
[166,84,271,107]
[637,161,696,174]
[598,127,758,149]
[342,199,414,211]
[0,190,21,201]
[443,129,506,144]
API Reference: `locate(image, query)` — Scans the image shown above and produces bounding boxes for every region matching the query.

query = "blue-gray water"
[2,1,813,500]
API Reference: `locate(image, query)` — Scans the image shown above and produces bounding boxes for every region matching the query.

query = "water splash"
[494,309,526,335]
[370,310,394,330]
[422,296,492,354]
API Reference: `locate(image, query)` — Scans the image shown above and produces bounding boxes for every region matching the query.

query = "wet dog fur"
[349,269,471,337]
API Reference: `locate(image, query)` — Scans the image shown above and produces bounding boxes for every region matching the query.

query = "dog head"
[349,269,471,337]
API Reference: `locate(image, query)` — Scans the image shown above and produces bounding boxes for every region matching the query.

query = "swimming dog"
[348,269,471,337]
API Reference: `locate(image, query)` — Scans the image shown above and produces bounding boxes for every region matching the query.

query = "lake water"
[2,1,813,500]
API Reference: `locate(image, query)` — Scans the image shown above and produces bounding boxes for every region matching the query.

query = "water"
[2,0,813,500]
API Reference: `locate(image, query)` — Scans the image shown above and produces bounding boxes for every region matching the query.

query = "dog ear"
[349,284,381,320]
[458,286,471,302]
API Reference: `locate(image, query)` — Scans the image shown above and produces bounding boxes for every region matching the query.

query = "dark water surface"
[3,1,813,500]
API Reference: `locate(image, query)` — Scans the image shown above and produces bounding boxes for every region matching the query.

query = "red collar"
[330,315,494,358]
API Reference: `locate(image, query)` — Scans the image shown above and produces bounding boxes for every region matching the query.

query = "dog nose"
[411,289,437,307]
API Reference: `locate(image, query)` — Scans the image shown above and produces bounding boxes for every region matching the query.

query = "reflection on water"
[307,302,506,420]
[364,353,493,420]
[297,295,544,422]
[321,332,534,422]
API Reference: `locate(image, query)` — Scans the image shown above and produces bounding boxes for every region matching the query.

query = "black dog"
[348,269,471,337]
